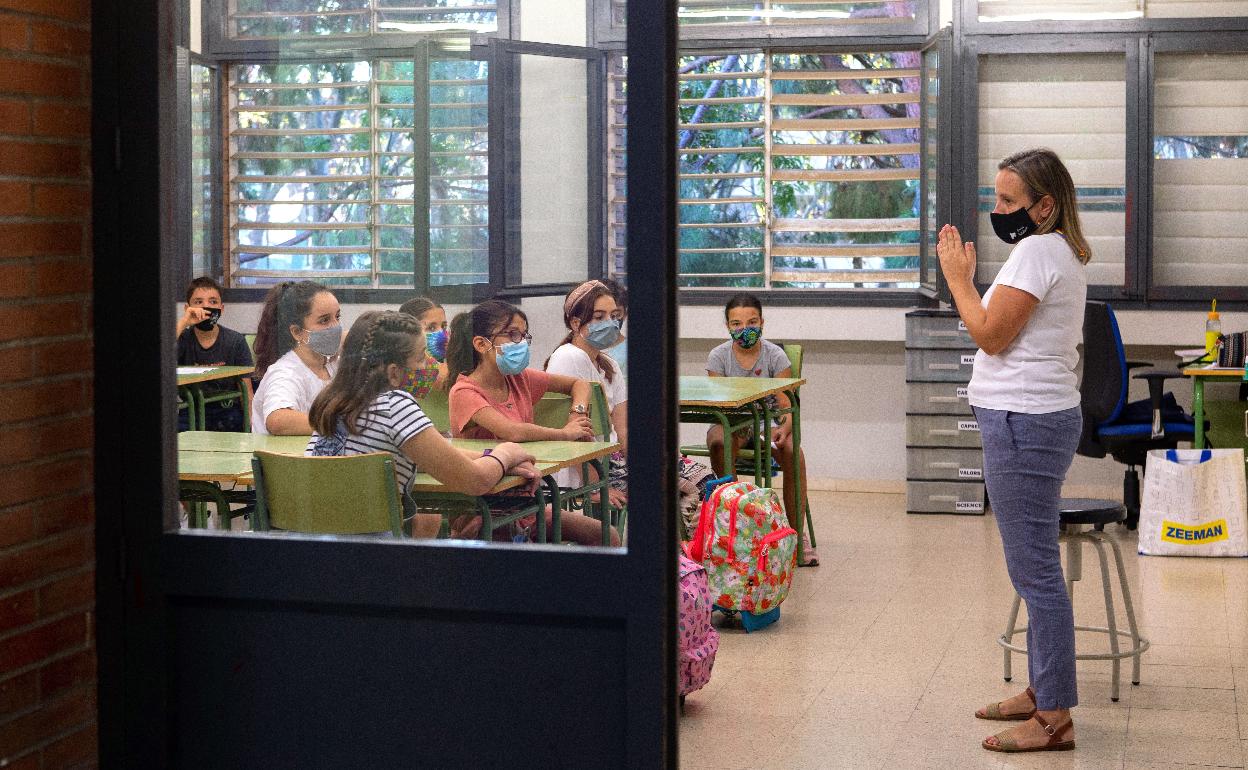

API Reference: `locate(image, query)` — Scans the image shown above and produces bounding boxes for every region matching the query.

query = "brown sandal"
[975,686,1035,721]
[982,712,1075,753]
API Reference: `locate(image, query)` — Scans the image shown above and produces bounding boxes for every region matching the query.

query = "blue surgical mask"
[425,329,448,363]
[495,340,531,376]
[583,319,621,351]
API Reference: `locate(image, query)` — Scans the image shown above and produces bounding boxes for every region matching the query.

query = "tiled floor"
[679,491,1248,770]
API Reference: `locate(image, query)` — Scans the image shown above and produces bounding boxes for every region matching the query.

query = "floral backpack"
[688,480,797,632]
[677,550,718,700]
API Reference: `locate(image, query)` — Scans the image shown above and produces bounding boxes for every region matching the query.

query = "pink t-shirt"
[448,368,552,438]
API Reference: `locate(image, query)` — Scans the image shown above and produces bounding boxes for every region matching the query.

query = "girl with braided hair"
[251,280,342,435]
[308,311,541,538]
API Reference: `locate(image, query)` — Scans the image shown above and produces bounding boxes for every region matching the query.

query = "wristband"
[482,449,507,480]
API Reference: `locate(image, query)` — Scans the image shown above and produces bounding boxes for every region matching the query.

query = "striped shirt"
[306,390,434,491]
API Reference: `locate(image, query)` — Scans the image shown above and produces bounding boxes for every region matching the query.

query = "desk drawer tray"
[907,447,984,481]
[905,315,976,349]
[906,381,973,416]
[906,414,983,449]
[905,348,978,383]
[907,480,986,515]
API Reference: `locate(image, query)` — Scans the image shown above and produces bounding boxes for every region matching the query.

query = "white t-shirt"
[545,342,627,488]
[306,389,434,492]
[251,350,338,435]
[968,232,1087,414]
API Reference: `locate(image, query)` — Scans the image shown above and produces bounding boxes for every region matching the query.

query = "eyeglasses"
[493,329,533,345]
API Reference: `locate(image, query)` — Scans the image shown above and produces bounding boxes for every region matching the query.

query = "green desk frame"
[678,376,812,562]
[176,366,255,432]
[1184,366,1247,449]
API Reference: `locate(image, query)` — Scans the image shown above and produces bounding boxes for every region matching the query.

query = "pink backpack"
[688,480,797,632]
[677,551,718,699]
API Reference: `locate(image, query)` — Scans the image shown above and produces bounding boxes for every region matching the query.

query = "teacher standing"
[937,148,1090,754]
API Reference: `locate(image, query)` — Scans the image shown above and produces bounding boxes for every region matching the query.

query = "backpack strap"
[688,482,731,562]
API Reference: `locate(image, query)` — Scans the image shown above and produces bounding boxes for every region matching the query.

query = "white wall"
[520,0,587,45]
[190,0,202,53]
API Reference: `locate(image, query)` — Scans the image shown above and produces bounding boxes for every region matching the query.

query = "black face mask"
[989,202,1039,245]
[195,307,222,332]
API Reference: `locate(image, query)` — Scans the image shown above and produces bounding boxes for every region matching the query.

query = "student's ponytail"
[443,311,477,390]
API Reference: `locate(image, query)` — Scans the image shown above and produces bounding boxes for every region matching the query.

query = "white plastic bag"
[1139,448,1248,557]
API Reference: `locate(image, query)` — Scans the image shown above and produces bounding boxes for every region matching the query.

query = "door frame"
[92,0,680,766]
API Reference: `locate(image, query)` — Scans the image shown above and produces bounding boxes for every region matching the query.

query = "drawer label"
[956,386,968,399]
[957,320,968,331]
[957,420,980,432]
[958,467,983,479]
[956,501,984,512]
[960,354,976,365]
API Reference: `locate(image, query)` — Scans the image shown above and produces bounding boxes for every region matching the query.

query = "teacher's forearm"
[948,277,988,341]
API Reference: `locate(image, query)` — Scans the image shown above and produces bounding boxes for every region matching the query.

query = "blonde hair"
[998,148,1091,265]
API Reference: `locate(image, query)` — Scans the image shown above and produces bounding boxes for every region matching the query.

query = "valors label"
[958,468,983,479]
[1162,520,1229,545]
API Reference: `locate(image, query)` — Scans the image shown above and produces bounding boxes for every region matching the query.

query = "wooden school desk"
[176,365,255,431]
[177,432,619,544]
[679,375,809,561]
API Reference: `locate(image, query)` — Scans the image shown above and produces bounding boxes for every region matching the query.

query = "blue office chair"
[1078,302,1200,530]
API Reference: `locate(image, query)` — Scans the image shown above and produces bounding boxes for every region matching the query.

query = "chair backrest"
[782,343,803,379]
[535,383,612,438]
[588,381,612,437]
[251,450,403,536]
[1080,301,1128,428]
[418,385,451,433]
[245,333,256,356]
[534,392,571,429]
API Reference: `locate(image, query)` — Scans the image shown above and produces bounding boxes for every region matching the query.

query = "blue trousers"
[974,405,1082,711]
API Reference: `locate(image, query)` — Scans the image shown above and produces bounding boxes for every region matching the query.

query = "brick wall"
[0,1,96,768]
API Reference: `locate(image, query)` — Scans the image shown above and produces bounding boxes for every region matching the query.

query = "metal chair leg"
[1088,535,1123,701]
[1002,593,1023,682]
[1106,533,1146,685]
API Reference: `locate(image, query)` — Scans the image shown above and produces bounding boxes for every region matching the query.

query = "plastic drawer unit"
[905,309,985,514]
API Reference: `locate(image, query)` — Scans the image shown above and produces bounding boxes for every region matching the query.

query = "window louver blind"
[1153,52,1248,288]
[227,57,488,288]
[609,50,925,290]
[976,54,1126,287]
[229,0,498,39]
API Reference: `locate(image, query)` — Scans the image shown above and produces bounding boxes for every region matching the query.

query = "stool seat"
[1059,498,1126,526]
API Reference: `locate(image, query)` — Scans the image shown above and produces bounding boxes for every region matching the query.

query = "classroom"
[3,0,1247,766]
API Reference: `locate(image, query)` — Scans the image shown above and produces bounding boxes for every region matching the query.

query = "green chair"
[1206,399,1248,485]
[418,385,451,434]
[535,384,617,545]
[251,450,404,536]
[678,343,815,549]
[245,333,256,357]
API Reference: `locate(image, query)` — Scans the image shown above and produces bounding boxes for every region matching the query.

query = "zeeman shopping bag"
[1138,448,1248,557]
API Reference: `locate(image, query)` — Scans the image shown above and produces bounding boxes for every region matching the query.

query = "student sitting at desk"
[175,276,253,431]
[544,280,628,511]
[446,299,620,546]
[307,311,540,538]
[706,292,817,566]
[398,295,449,388]
[251,280,341,436]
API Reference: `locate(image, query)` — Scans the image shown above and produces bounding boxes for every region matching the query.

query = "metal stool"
[998,498,1150,702]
